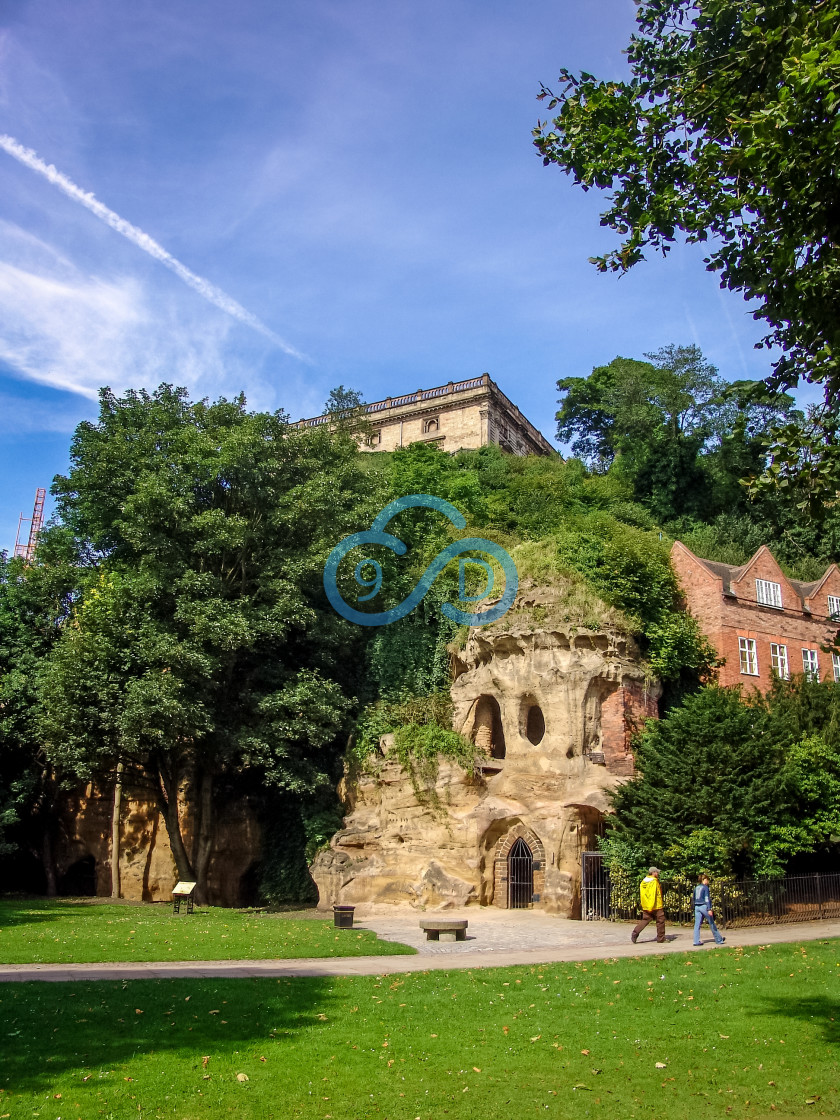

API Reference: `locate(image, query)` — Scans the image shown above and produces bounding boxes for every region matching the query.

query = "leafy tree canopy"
[604,677,840,879]
[557,346,800,522]
[36,385,381,897]
[534,0,840,497]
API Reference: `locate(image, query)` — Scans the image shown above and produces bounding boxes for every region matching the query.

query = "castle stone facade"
[295,374,555,456]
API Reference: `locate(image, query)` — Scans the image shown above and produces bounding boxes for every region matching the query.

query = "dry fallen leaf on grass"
[236,1073,249,1082]
[581,1049,590,1055]
[655,1062,667,1069]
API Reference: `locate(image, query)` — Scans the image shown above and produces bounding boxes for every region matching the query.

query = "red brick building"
[671,541,840,690]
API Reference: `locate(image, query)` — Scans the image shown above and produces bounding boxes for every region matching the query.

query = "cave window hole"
[472,695,506,760]
[525,705,545,745]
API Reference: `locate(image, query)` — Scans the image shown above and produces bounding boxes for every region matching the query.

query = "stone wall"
[52,782,261,906]
[311,605,658,917]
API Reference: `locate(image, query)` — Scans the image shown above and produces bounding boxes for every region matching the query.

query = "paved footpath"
[1,911,838,983]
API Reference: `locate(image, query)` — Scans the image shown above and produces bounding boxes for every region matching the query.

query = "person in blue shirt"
[693,874,725,946]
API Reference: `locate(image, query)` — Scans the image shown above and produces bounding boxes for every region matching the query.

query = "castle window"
[828,595,840,619]
[802,648,820,680]
[423,417,440,434]
[833,653,840,683]
[756,579,782,608]
[770,643,789,679]
[368,430,382,446]
[739,637,759,676]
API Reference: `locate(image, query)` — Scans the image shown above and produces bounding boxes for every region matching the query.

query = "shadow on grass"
[0,976,337,1098]
[756,994,840,1046]
[0,898,81,929]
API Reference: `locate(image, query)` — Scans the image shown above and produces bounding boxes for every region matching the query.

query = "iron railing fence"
[581,853,840,929]
[581,850,611,921]
[715,873,840,928]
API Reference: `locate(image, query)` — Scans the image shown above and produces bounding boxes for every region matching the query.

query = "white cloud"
[0,219,325,427]
[0,133,307,360]
[0,259,144,397]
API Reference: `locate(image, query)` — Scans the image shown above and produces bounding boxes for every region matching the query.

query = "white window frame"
[802,648,820,680]
[833,652,840,683]
[739,637,759,676]
[755,579,783,608]
[828,595,840,620]
[770,643,790,680]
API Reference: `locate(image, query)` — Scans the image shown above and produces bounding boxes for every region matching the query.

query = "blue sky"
[0,0,794,550]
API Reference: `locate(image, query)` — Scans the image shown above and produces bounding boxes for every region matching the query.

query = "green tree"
[558,347,725,465]
[36,385,379,900]
[0,535,77,891]
[534,0,840,494]
[558,348,799,522]
[558,347,722,520]
[607,686,781,878]
[323,385,371,441]
[606,677,840,879]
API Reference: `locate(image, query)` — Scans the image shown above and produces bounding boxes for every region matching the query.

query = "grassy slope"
[0,939,837,1119]
[0,901,414,964]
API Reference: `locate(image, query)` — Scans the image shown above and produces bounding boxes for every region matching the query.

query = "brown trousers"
[632,908,666,942]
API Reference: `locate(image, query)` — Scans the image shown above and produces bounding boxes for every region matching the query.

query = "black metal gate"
[508,837,534,908]
[581,851,610,920]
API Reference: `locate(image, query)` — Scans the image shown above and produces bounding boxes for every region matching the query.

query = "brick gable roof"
[689,553,823,611]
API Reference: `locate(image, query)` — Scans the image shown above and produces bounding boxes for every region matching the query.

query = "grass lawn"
[0,939,838,1119]
[0,900,414,964]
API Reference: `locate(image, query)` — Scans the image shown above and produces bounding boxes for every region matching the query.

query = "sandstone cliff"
[312,588,658,917]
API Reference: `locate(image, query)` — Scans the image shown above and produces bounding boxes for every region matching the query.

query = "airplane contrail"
[0,133,305,360]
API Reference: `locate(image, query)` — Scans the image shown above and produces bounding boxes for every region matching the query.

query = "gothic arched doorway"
[508,837,533,908]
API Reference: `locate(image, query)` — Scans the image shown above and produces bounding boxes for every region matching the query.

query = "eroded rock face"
[311,608,658,917]
[53,783,261,906]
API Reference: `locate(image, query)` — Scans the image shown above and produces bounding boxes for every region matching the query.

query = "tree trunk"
[154,766,196,884]
[39,764,58,897]
[110,760,124,899]
[193,769,214,906]
[42,827,57,898]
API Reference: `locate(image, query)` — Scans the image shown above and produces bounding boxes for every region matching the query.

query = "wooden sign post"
[172,881,197,915]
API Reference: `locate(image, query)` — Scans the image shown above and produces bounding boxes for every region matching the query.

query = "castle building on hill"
[671,541,840,690]
[294,373,555,456]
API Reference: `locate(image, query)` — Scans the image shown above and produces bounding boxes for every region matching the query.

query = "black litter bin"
[333,905,355,929]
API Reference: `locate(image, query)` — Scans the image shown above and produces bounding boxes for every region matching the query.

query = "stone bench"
[419,919,468,942]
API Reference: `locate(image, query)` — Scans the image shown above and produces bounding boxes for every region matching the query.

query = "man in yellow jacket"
[630,867,665,944]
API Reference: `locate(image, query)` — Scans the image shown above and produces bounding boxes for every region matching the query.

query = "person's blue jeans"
[693,904,724,944]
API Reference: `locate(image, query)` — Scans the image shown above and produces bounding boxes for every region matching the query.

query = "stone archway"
[491,823,545,908]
